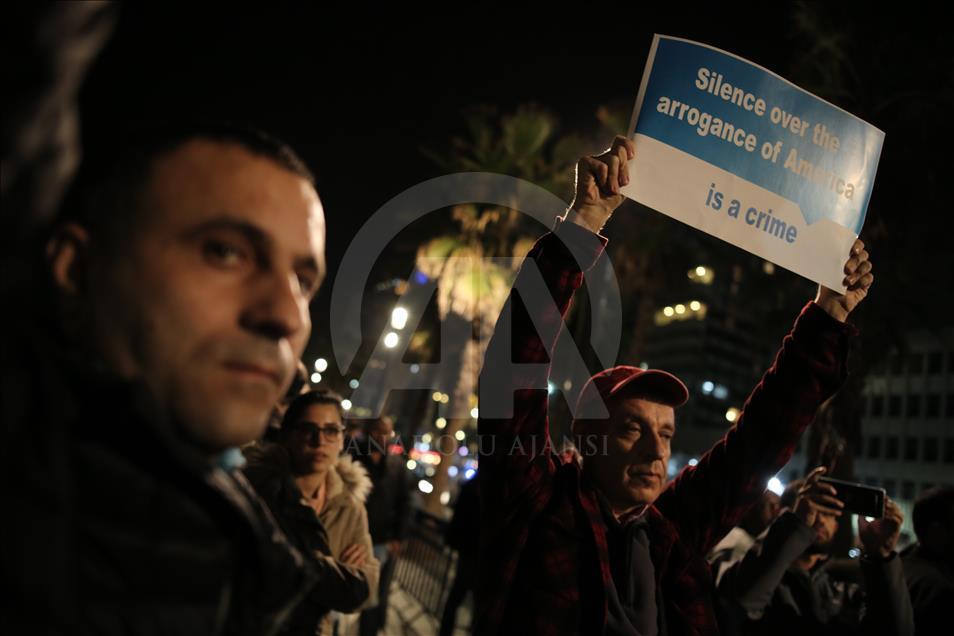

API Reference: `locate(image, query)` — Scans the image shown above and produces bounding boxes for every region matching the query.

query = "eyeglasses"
[291,422,345,443]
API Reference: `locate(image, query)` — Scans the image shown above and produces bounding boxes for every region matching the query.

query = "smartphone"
[818,476,885,519]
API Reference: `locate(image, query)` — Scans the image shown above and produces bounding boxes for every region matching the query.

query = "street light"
[391,306,409,330]
[688,266,714,284]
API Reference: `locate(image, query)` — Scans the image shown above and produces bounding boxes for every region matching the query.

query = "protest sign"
[622,34,884,290]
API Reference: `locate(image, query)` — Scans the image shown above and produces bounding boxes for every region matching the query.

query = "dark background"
[61,2,954,378]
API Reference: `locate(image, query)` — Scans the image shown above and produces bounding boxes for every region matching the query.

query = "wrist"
[566,205,610,234]
[813,295,849,323]
[861,545,893,560]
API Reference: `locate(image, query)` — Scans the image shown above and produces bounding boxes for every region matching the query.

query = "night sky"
[75,2,953,366]
[80,4,798,243]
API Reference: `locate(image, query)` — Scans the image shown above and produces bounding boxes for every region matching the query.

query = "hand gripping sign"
[622,34,884,291]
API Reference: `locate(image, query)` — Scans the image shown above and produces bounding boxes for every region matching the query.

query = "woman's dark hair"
[280,388,345,433]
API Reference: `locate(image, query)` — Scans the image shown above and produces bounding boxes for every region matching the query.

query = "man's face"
[369,419,394,452]
[583,396,675,513]
[84,140,325,450]
[757,492,782,528]
[811,510,839,549]
[284,403,344,475]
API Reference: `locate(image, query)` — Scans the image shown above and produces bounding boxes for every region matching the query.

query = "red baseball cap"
[574,365,689,419]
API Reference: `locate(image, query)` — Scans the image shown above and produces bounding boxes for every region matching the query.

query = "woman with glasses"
[243,389,380,636]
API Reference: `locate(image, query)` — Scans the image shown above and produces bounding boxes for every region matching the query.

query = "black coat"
[3,331,314,635]
[902,546,954,636]
[353,449,411,544]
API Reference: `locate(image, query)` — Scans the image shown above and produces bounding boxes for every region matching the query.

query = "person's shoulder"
[385,452,410,476]
[241,442,292,493]
[710,526,756,556]
[242,441,290,468]
[903,551,954,589]
[384,451,406,465]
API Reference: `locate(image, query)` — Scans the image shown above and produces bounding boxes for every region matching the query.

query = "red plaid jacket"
[476,219,855,635]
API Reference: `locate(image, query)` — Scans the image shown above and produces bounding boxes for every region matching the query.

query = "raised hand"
[567,135,636,233]
[859,497,903,559]
[792,466,844,527]
[815,238,874,322]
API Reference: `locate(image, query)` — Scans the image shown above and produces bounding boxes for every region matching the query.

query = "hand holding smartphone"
[818,476,885,518]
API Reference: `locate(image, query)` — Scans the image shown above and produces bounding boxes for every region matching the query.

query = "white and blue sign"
[621,35,884,290]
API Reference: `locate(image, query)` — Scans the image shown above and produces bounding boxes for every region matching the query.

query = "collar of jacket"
[324,454,373,509]
[577,463,680,626]
[24,328,317,629]
[28,318,235,479]
[245,444,373,508]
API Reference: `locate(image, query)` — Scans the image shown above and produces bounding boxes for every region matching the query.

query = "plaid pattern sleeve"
[477,218,607,633]
[656,301,857,556]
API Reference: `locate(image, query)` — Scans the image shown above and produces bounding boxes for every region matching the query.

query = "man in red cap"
[476,136,874,635]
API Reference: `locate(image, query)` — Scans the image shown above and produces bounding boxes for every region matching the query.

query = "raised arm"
[477,136,633,520]
[657,240,874,554]
[716,468,843,617]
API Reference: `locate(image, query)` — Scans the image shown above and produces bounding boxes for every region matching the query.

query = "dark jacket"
[4,9,314,633]
[2,331,315,635]
[901,545,954,635]
[242,443,375,634]
[446,475,480,558]
[715,510,914,636]
[354,450,411,544]
[476,219,855,635]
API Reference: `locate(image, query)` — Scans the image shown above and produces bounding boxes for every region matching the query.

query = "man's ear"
[46,222,90,297]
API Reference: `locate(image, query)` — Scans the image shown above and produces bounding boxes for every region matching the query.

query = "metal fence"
[392,509,457,622]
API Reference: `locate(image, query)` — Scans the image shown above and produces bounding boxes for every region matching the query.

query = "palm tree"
[412,104,598,513]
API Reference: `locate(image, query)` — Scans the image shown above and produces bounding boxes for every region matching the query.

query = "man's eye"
[204,240,248,266]
[297,273,317,296]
